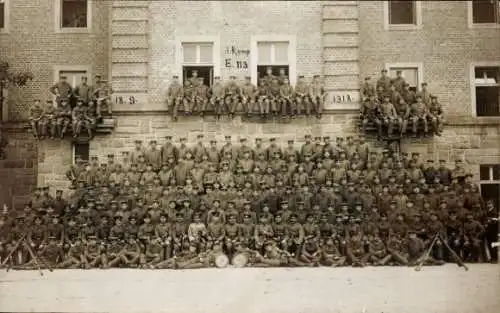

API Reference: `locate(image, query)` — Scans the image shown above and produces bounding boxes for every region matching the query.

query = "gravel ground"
[0,264,499,313]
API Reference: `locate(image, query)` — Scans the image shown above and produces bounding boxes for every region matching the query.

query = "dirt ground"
[0,264,499,313]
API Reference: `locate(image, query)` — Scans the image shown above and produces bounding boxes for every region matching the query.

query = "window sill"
[386,24,422,31]
[56,28,92,34]
[469,23,500,30]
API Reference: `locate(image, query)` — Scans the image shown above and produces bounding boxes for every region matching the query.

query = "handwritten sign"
[224,45,250,69]
[325,92,360,110]
[113,93,150,111]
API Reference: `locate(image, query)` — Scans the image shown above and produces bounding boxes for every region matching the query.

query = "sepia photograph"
[0,0,499,312]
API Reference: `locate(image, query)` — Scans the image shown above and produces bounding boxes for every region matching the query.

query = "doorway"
[183,66,214,87]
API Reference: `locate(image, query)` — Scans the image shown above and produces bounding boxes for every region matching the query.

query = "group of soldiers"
[360,69,444,138]
[0,135,498,270]
[166,68,327,120]
[28,75,112,140]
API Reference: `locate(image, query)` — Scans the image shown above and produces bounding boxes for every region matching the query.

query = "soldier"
[310,75,326,118]
[410,95,430,137]
[361,76,376,102]
[391,70,406,93]
[428,95,444,136]
[295,75,311,115]
[279,77,294,116]
[74,76,92,105]
[56,99,72,139]
[385,233,409,266]
[401,83,416,107]
[120,235,142,268]
[286,214,305,255]
[41,100,57,139]
[145,140,162,171]
[394,98,410,135]
[346,228,369,267]
[376,69,392,95]
[82,235,105,269]
[59,237,86,269]
[320,237,346,267]
[256,79,270,116]
[210,76,224,118]
[462,211,485,262]
[29,100,44,139]
[407,230,444,266]
[416,82,432,106]
[140,237,164,269]
[50,75,73,106]
[71,99,87,138]
[361,94,381,133]
[224,75,241,118]
[193,77,209,115]
[166,75,183,121]
[268,77,281,115]
[241,76,257,116]
[379,95,398,137]
[91,77,113,118]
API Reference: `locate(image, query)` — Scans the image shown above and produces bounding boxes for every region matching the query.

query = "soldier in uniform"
[309,75,326,118]
[74,76,92,105]
[140,237,164,269]
[428,95,444,136]
[361,76,376,102]
[71,99,87,138]
[210,76,225,118]
[50,75,73,107]
[91,77,113,118]
[279,77,294,116]
[391,70,406,93]
[295,75,310,115]
[410,95,430,137]
[224,75,241,118]
[416,82,432,106]
[166,75,183,121]
[59,237,86,269]
[82,235,105,269]
[241,76,257,116]
[401,83,416,107]
[29,100,44,139]
[42,100,57,139]
[145,140,162,172]
[267,77,281,115]
[361,94,381,133]
[56,99,72,139]
[379,95,398,137]
[193,77,209,115]
[376,69,392,95]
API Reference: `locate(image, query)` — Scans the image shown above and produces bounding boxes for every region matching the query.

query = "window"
[389,0,416,25]
[479,164,500,209]
[0,0,4,29]
[474,66,500,116]
[59,70,88,88]
[384,1,422,30]
[73,143,89,164]
[389,67,419,93]
[0,0,9,32]
[61,0,88,28]
[256,41,290,82]
[472,0,500,24]
[386,63,423,93]
[181,42,214,87]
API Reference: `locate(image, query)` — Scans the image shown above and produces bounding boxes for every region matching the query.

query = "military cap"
[455,159,463,163]
[87,235,97,239]
[305,134,312,138]
[229,75,236,79]
[381,69,388,73]
[240,137,247,142]
[298,75,305,78]
[421,82,428,86]
[416,95,423,99]
[110,200,118,204]
[403,82,410,87]
[313,74,320,78]
[255,137,262,141]
[439,159,446,162]
[269,137,276,141]
[60,75,67,79]
[431,95,438,99]
[340,202,348,207]
[224,135,232,139]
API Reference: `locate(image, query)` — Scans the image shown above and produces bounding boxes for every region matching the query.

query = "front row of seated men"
[29,98,97,140]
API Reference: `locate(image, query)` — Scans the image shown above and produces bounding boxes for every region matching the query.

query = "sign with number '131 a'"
[115,96,137,105]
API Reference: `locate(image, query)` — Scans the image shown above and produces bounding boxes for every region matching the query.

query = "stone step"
[23,118,116,136]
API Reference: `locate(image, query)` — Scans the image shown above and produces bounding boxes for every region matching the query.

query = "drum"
[215,254,229,268]
[232,253,248,268]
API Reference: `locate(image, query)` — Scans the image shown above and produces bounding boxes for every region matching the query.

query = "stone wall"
[36,114,500,194]
[0,127,38,209]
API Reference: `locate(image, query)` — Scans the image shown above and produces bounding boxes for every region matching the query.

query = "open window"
[72,142,90,164]
[181,42,214,87]
[472,0,500,24]
[384,0,422,30]
[0,0,5,30]
[256,41,290,82]
[480,164,500,209]
[474,66,500,117]
[59,70,88,88]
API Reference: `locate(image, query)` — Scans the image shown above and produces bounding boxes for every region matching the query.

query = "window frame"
[176,36,221,86]
[468,0,500,29]
[383,0,422,30]
[72,142,90,164]
[0,0,10,33]
[385,62,424,92]
[55,0,93,33]
[250,35,297,86]
[53,65,92,103]
[478,164,500,208]
[470,62,500,117]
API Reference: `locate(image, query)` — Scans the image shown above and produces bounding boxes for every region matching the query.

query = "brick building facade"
[0,0,499,208]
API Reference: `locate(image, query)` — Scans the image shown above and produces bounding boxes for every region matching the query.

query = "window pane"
[199,43,213,64]
[0,2,4,29]
[476,86,500,116]
[472,0,498,24]
[274,42,289,64]
[494,165,500,180]
[257,42,272,64]
[182,43,197,63]
[60,70,87,88]
[62,0,88,28]
[389,0,416,25]
[480,183,500,210]
[475,67,500,84]
[480,164,491,180]
[257,65,289,80]
[389,67,418,88]
[74,143,89,163]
